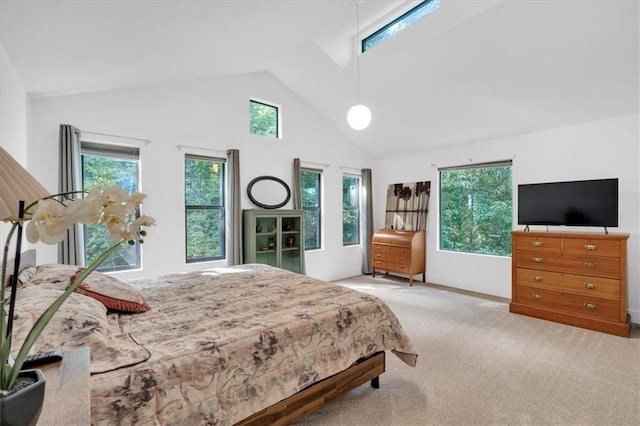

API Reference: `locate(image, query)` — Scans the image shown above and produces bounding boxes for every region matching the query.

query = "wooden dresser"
[372,229,425,285]
[510,231,630,337]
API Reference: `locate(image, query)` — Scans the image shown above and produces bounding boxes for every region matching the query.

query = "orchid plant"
[0,186,154,393]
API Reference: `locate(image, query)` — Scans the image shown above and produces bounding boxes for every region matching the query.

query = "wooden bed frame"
[9,250,387,425]
[236,351,385,425]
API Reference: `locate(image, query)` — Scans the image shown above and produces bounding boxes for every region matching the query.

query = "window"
[301,169,322,250]
[184,155,226,262]
[362,0,440,52]
[439,161,513,256]
[343,174,360,245]
[81,142,140,272]
[249,99,279,138]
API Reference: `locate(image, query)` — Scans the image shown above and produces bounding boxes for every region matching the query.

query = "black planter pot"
[0,369,46,426]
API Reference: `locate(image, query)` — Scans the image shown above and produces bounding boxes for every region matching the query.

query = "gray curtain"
[361,168,374,275]
[227,149,242,265]
[58,124,84,265]
[292,158,302,210]
[291,158,307,275]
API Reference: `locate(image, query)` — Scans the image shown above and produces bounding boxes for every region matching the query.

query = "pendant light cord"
[356,2,361,104]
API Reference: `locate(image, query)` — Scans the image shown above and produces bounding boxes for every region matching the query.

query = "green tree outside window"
[82,151,140,271]
[343,175,360,245]
[439,163,512,256]
[185,156,225,262]
[250,100,279,138]
[301,169,321,250]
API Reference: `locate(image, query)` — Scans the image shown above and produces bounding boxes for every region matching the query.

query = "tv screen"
[518,178,618,227]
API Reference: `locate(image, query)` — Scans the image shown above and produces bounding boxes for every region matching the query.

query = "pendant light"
[347,2,372,130]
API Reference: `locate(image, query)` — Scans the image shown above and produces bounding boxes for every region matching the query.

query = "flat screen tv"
[517,178,618,228]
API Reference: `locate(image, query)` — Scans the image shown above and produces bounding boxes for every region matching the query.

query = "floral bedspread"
[90,264,417,425]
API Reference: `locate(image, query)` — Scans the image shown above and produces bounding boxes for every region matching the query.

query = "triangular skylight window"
[362,0,440,52]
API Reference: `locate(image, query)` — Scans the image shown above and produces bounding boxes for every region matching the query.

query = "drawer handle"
[584,282,597,290]
[533,276,543,283]
[584,244,597,251]
[532,257,543,263]
[532,241,543,247]
[584,303,597,310]
[533,294,543,300]
[584,261,597,268]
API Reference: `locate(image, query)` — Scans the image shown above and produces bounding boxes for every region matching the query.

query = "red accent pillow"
[71,268,150,313]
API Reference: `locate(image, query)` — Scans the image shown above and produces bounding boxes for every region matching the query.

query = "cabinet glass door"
[254,216,278,267]
[280,216,301,273]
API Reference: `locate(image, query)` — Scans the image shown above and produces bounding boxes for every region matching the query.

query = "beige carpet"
[293,274,640,426]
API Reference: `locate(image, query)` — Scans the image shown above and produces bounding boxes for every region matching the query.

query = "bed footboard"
[236,351,386,425]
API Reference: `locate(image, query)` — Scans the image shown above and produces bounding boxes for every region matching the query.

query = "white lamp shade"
[347,104,372,130]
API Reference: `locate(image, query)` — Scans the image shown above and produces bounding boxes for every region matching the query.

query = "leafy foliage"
[185,157,225,262]
[301,170,321,249]
[82,154,140,270]
[250,101,278,138]
[343,175,360,245]
[440,165,512,256]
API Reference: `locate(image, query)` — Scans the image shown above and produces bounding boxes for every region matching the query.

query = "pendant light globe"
[347,104,372,130]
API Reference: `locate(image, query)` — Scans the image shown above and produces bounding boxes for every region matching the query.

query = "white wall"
[373,114,640,319]
[0,45,30,255]
[20,60,640,320]
[29,72,371,281]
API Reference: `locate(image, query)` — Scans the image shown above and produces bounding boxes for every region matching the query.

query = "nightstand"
[38,347,90,425]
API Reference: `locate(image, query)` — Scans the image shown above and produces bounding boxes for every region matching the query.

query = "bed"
[11,259,417,425]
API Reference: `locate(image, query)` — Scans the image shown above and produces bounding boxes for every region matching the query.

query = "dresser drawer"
[559,255,621,279]
[395,264,410,274]
[373,244,392,256]
[392,247,409,264]
[373,259,392,270]
[563,238,621,257]
[515,252,620,279]
[514,235,562,253]
[515,268,620,300]
[514,252,566,271]
[514,285,619,321]
[391,247,409,256]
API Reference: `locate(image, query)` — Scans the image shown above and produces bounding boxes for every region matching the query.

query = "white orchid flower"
[101,186,129,207]
[25,199,73,244]
[130,215,156,235]
[75,187,104,223]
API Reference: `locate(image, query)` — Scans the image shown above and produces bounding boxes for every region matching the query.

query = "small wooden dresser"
[372,229,425,285]
[510,231,630,337]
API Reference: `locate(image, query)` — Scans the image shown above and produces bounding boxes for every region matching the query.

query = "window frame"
[184,154,226,263]
[301,168,322,251]
[249,98,281,139]
[438,160,513,257]
[80,141,141,272]
[342,173,361,246]
[362,0,440,53]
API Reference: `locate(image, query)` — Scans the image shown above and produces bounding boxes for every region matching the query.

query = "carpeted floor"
[293,274,640,426]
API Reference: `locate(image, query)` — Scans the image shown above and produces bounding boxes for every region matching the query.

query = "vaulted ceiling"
[1,0,637,158]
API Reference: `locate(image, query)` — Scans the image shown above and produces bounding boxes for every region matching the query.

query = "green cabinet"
[243,209,305,274]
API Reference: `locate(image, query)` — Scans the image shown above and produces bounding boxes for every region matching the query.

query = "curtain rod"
[176,145,228,155]
[340,165,362,173]
[301,160,330,169]
[82,131,151,146]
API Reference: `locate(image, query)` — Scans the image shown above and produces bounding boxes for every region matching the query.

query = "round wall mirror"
[247,176,291,209]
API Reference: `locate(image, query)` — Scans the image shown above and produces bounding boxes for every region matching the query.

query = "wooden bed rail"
[236,351,386,425]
